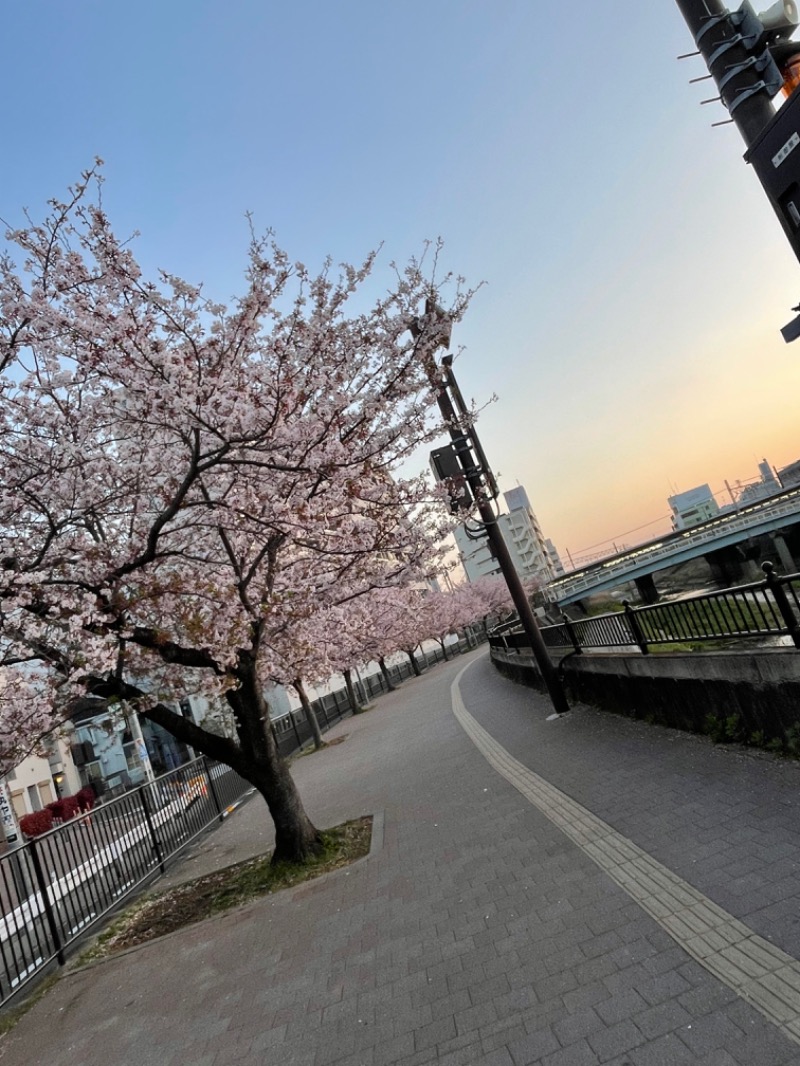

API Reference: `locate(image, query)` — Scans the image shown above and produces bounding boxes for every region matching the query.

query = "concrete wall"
[490,644,800,742]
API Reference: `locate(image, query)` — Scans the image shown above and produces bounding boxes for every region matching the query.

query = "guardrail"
[0,631,485,1008]
[491,563,800,656]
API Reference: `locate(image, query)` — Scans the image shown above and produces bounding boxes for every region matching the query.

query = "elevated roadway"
[549,485,800,606]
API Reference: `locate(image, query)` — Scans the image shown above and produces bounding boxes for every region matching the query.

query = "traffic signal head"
[771,37,800,96]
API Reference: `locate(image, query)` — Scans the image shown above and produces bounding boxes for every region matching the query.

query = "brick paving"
[2,647,800,1064]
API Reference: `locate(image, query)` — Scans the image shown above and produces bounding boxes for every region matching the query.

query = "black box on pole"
[746,86,800,263]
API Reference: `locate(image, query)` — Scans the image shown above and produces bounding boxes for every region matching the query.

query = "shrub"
[76,786,96,812]
[46,795,81,822]
[46,799,66,821]
[786,724,800,756]
[704,711,746,744]
[704,713,724,743]
[19,810,54,838]
[723,713,745,744]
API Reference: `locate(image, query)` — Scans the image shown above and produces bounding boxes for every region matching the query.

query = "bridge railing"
[548,486,800,603]
[493,563,800,656]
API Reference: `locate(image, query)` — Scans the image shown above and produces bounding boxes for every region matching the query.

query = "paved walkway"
[3,647,800,1065]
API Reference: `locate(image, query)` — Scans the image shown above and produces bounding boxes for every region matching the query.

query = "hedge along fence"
[18,809,54,839]
[19,789,97,840]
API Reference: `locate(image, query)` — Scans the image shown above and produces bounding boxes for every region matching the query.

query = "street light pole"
[413,305,570,717]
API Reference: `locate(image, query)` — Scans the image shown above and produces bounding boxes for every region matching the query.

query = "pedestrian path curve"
[452,662,800,1048]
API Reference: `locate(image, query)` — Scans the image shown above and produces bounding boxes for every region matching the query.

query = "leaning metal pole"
[674,0,776,148]
[421,345,570,717]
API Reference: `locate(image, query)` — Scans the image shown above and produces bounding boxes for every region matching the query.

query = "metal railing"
[0,630,485,1007]
[491,563,800,656]
[0,757,250,1006]
[270,635,485,755]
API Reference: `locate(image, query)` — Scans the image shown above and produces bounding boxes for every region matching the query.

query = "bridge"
[548,485,800,606]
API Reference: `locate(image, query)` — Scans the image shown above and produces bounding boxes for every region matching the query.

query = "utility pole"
[675,2,800,335]
[411,303,570,718]
[675,0,778,147]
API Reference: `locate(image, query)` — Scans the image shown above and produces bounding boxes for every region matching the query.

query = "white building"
[668,484,720,530]
[455,486,556,586]
[2,733,83,844]
[545,539,565,577]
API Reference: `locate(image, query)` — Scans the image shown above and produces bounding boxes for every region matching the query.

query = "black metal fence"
[0,632,485,1008]
[0,757,250,1007]
[491,563,800,657]
[270,635,484,755]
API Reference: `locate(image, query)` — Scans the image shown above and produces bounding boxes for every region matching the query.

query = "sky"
[3,1,800,567]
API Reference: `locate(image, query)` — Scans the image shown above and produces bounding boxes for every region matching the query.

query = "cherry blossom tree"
[464,575,516,634]
[407,578,517,661]
[0,166,475,861]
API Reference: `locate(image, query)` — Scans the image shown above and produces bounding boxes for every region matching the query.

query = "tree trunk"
[246,755,322,864]
[437,637,450,661]
[343,668,365,714]
[226,659,322,863]
[294,678,325,750]
[405,648,422,676]
[129,655,322,865]
[378,656,398,692]
[354,667,369,705]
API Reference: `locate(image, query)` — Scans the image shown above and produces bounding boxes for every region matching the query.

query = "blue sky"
[4,1,800,564]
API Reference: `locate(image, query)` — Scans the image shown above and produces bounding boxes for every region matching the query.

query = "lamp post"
[411,302,570,718]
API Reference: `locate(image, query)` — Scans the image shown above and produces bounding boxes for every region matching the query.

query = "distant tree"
[465,575,516,633]
[0,166,475,861]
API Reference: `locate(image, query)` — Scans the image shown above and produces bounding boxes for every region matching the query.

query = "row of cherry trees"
[286,575,519,727]
[0,167,511,861]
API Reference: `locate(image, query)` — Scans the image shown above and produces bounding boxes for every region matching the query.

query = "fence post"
[290,713,303,751]
[763,562,800,648]
[8,845,32,902]
[622,601,649,655]
[28,838,65,965]
[561,614,583,655]
[138,789,165,874]
[317,698,330,727]
[203,757,224,823]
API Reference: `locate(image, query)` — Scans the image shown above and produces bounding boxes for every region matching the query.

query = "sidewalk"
[2,646,800,1065]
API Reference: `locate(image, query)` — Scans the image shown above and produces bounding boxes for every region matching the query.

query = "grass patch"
[80,816,372,961]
